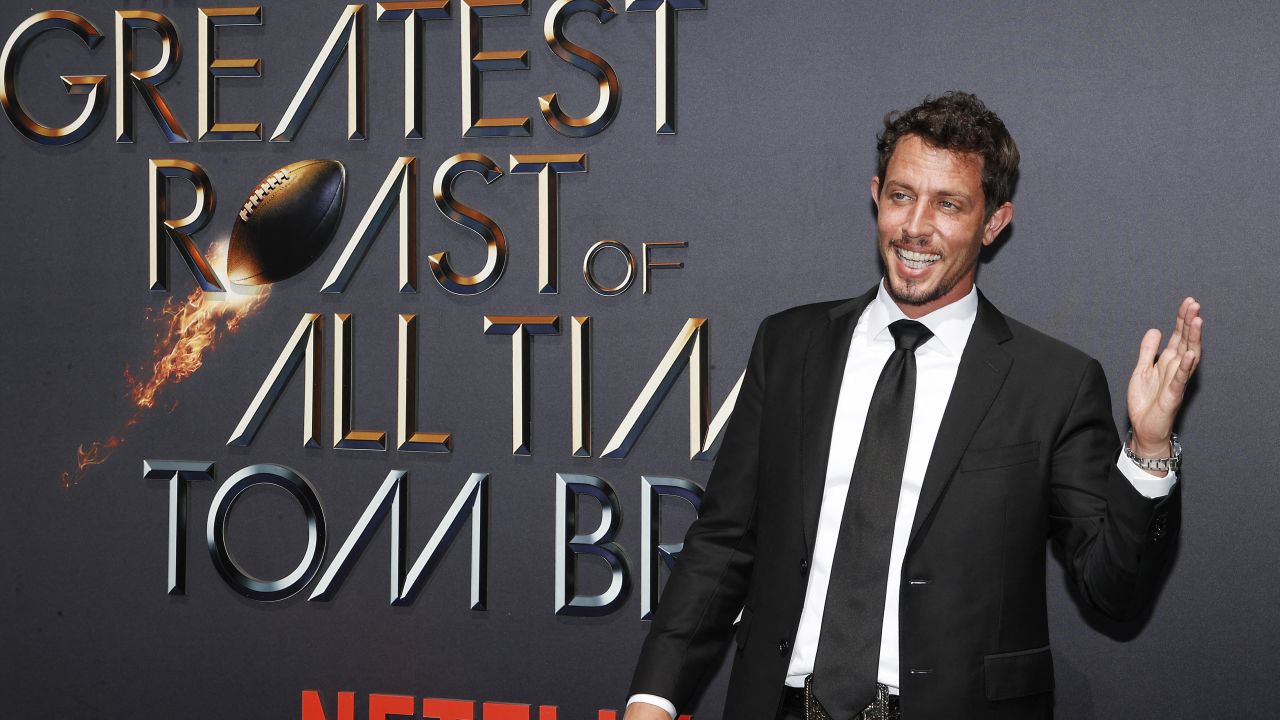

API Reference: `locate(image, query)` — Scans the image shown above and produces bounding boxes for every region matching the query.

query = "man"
[622,92,1202,719]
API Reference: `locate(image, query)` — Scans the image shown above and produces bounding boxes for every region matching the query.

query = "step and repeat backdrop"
[1,1,1276,718]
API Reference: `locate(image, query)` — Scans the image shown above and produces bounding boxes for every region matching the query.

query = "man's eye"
[940,200,957,210]
[892,191,910,201]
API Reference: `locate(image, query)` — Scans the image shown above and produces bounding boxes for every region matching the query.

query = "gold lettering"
[509,153,588,294]
[333,313,388,451]
[115,11,189,143]
[227,313,323,447]
[377,1,451,139]
[600,318,744,460]
[0,12,108,146]
[430,153,507,295]
[322,156,418,294]
[149,159,222,292]
[198,7,263,142]
[540,0,620,138]
[271,4,366,142]
[624,0,705,134]
[398,313,452,452]
[460,0,531,137]
[483,315,560,455]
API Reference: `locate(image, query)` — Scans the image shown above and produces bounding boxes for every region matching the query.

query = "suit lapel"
[799,287,876,556]
[907,292,1013,549]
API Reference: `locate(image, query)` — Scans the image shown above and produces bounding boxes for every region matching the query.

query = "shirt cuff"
[626,695,677,719]
[1115,450,1178,498]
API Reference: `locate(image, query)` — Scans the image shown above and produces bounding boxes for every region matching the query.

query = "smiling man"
[622,92,1202,720]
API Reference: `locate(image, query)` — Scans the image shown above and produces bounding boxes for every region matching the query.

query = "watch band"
[1125,431,1182,473]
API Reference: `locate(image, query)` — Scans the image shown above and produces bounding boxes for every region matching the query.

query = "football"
[227,159,346,285]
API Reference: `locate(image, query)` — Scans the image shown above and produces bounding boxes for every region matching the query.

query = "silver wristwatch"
[1124,431,1182,473]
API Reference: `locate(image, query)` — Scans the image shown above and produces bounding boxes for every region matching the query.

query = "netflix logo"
[301,691,694,720]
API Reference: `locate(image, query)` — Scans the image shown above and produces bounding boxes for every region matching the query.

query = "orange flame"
[62,242,269,487]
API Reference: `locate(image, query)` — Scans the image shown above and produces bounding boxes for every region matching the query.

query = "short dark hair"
[876,91,1019,218]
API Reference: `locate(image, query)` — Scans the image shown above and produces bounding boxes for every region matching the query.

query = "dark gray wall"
[1,1,1275,718]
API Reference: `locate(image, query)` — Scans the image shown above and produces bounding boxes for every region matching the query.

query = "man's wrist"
[1129,434,1173,459]
[1124,430,1182,476]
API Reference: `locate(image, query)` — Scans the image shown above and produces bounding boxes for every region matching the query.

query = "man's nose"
[902,201,933,240]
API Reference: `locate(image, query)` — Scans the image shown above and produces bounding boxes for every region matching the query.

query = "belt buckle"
[802,675,833,720]
[802,676,894,720]
[864,684,891,720]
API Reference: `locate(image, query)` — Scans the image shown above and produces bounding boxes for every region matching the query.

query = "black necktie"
[812,319,933,717]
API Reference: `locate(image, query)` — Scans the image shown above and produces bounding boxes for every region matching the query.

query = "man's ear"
[982,201,1014,245]
[870,176,882,209]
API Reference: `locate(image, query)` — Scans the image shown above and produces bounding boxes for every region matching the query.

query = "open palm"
[1127,297,1203,458]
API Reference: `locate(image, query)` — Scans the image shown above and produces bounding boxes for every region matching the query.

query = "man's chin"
[885,277,941,308]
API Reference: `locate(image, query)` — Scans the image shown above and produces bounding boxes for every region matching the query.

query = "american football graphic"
[227,159,346,285]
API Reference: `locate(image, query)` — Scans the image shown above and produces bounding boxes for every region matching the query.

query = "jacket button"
[778,639,792,655]
[800,558,810,574]
[908,668,933,677]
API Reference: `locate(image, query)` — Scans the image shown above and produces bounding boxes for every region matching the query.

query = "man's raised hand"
[1127,297,1203,463]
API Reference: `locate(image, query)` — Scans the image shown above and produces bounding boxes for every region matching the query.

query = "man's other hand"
[1127,296,1204,465]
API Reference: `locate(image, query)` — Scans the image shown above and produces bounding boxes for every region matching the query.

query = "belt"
[779,682,901,720]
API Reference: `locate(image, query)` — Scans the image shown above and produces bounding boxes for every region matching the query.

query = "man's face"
[871,134,1013,318]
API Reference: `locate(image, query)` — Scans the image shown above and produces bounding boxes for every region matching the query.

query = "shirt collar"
[863,280,979,357]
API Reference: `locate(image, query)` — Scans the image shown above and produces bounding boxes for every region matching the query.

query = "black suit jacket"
[629,288,1179,719]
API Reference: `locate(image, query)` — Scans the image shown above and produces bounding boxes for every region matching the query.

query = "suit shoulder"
[761,298,849,332]
[1002,314,1099,374]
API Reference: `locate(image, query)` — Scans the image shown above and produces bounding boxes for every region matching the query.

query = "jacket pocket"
[960,440,1040,472]
[984,645,1054,701]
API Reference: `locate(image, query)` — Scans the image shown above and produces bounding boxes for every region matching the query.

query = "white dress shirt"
[629,281,1176,717]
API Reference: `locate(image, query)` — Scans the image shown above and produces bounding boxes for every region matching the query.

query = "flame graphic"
[61,242,269,488]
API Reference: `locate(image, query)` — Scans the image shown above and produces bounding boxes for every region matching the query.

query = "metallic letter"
[582,240,635,296]
[396,472,489,608]
[509,153,587,294]
[624,0,705,134]
[571,316,590,457]
[430,153,507,295]
[333,313,387,451]
[555,473,630,616]
[483,316,560,455]
[115,11,189,143]
[0,12,108,146]
[640,475,702,619]
[144,459,214,595]
[377,2,451,139]
[198,7,263,141]
[271,4,366,141]
[540,0,619,138]
[149,159,223,292]
[310,471,486,608]
[309,470,406,602]
[600,318,745,460]
[322,156,418,294]
[460,0,531,137]
[399,314,452,452]
[206,464,326,601]
[227,313,323,447]
[642,240,685,294]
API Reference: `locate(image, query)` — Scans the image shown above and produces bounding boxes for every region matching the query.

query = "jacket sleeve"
[1048,358,1180,621]
[627,316,771,707]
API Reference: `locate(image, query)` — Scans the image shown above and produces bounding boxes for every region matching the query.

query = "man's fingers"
[1135,328,1161,372]
[1171,298,1189,344]
[1186,303,1203,356]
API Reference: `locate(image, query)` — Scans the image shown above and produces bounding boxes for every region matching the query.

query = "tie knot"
[888,319,933,352]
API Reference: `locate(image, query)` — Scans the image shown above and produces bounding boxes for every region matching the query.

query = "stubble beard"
[885,271,952,308]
